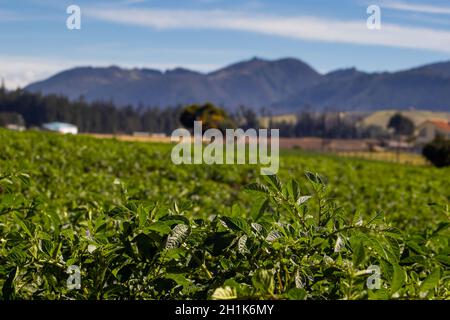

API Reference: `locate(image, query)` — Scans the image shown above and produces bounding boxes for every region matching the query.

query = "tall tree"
[388,113,415,162]
[388,113,415,136]
[180,103,234,133]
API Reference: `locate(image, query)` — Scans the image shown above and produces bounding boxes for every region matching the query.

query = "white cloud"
[85,8,450,54]
[380,1,450,15]
[0,57,68,89]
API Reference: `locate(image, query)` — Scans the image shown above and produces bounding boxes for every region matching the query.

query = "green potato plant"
[0,129,448,300]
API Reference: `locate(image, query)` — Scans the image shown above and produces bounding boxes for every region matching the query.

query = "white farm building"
[416,120,450,144]
[42,122,78,135]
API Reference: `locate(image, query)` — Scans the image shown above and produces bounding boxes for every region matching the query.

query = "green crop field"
[0,129,449,300]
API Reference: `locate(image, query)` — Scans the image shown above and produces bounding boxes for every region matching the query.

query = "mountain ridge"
[25,57,450,112]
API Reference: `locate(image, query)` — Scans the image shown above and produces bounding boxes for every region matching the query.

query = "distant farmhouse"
[42,122,78,135]
[6,124,25,132]
[416,120,450,144]
[0,112,25,131]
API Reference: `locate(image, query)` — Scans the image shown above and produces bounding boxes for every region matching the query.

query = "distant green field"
[0,129,449,300]
[259,114,297,127]
[260,110,450,129]
[337,151,428,166]
[360,110,450,129]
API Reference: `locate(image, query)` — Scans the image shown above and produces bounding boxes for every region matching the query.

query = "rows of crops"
[0,129,449,299]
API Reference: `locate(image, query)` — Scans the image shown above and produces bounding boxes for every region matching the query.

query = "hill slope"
[25,58,450,112]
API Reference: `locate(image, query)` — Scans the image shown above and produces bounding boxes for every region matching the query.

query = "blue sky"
[1,0,450,88]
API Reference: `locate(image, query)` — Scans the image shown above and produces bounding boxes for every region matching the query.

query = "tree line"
[0,88,264,135]
[0,88,182,134]
[267,112,389,139]
[1,87,388,140]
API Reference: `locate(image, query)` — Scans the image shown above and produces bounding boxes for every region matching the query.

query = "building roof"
[427,120,450,133]
[42,122,78,131]
[42,122,77,129]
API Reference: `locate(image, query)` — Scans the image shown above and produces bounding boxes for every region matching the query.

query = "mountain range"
[25,57,450,113]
